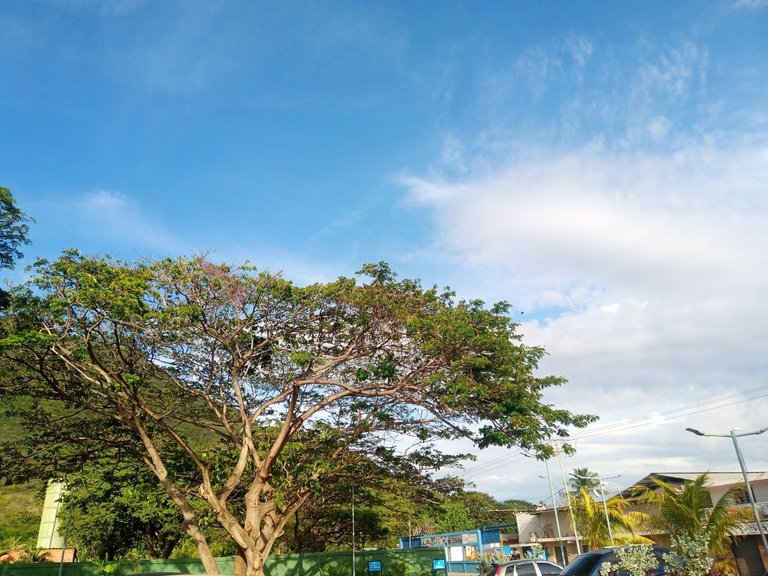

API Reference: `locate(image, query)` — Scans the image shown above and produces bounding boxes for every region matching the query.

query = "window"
[734,486,756,505]
[516,564,537,576]
[539,564,563,576]
[559,553,603,576]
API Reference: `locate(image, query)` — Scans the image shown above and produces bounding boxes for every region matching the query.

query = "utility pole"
[352,485,356,576]
[544,459,568,563]
[555,442,582,555]
[686,426,768,555]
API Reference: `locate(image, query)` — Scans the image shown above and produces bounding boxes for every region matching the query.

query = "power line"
[451,384,768,480]
[570,384,768,439]
[570,390,768,440]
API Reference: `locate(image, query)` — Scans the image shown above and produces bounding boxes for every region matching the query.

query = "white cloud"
[647,116,672,141]
[565,35,594,82]
[633,41,708,100]
[734,0,768,9]
[72,190,185,256]
[400,138,768,500]
[405,142,767,300]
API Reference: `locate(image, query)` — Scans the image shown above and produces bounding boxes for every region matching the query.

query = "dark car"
[486,558,564,576]
[559,545,674,576]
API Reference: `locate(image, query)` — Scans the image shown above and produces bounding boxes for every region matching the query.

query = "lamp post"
[541,460,567,563]
[686,426,768,554]
[571,472,619,546]
[554,443,582,555]
[352,485,356,576]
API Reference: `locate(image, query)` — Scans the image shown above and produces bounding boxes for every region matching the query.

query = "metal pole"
[57,507,72,576]
[596,476,614,546]
[545,459,568,563]
[686,426,768,558]
[352,485,356,576]
[571,472,617,547]
[730,430,768,554]
[555,443,581,555]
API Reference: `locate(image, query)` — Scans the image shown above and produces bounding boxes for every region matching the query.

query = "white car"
[486,559,563,576]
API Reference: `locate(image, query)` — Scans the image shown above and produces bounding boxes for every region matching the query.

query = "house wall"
[516,509,581,565]
[707,477,768,505]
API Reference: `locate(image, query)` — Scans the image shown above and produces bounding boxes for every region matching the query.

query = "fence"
[0,547,446,576]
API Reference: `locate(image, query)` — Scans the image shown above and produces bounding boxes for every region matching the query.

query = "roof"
[636,471,768,486]
[620,471,768,498]
[521,472,768,508]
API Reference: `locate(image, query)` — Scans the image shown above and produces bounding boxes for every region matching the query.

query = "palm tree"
[569,468,601,495]
[633,473,751,556]
[570,487,649,549]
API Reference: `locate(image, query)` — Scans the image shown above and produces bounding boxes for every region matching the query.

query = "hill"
[0,396,49,546]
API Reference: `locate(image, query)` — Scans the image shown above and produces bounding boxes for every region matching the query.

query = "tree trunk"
[193,537,221,575]
[232,546,268,576]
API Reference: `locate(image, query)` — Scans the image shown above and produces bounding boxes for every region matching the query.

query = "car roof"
[498,559,561,566]
[588,545,670,554]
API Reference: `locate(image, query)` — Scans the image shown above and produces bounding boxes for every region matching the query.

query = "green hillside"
[0,480,43,544]
[1,397,47,545]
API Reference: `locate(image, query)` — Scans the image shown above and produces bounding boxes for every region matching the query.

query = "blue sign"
[368,561,383,572]
[432,559,446,570]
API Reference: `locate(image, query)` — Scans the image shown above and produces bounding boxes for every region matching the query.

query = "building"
[514,472,768,576]
[514,505,577,566]
[400,524,521,573]
[36,480,76,562]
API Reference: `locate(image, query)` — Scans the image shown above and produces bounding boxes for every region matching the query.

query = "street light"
[686,426,768,554]
[540,460,567,563]
[352,485,356,576]
[554,442,582,555]
[571,472,620,546]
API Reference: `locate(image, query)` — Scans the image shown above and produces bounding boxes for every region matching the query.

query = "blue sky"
[2,0,768,503]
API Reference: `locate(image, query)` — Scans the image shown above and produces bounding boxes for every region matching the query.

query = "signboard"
[432,559,447,570]
[368,561,383,573]
[422,535,463,546]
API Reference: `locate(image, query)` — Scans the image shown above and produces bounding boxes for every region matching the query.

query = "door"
[733,536,765,576]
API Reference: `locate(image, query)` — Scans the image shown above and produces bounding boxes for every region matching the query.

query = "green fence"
[0,547,445,576]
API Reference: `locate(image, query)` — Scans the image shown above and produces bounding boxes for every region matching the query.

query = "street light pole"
[542,460,567,563]
[686,425,768,555]
[555,443,582,555]
[352,485,356,576]
[572,472,620,547]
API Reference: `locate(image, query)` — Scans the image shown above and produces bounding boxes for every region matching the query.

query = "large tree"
[0,252,594,576]
[0,186,33,308]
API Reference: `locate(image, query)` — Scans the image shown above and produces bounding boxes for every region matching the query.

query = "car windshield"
[560,553,604,576]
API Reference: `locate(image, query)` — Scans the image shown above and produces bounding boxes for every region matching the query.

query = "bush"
[476,549,511,575]
[599,544,657,576]
[320,562,350,576]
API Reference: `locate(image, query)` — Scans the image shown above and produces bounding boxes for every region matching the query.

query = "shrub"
[599,544,657,576]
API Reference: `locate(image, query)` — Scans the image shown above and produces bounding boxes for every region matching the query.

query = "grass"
[0,480,44,543]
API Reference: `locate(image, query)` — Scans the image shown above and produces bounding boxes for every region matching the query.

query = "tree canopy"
[0,187,32,272]
[568,487,647,549]
[633,474,751,556]
[568,467,600,495]
[0,252,594,576]
[0,187,33,308]
[59,454,188,560]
